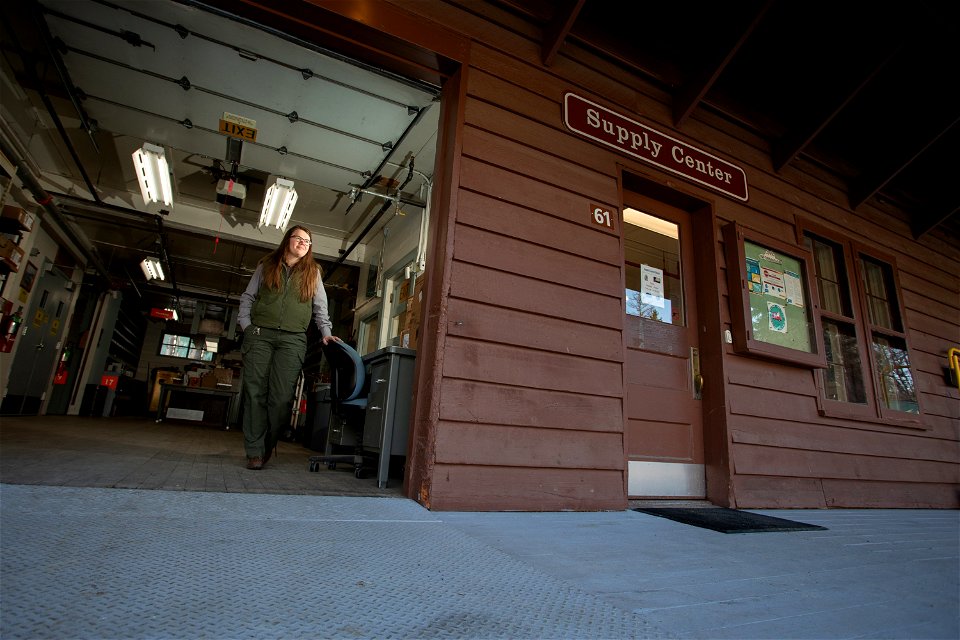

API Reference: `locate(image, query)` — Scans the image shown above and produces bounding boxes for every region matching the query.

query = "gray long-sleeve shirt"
[237,263,333,338]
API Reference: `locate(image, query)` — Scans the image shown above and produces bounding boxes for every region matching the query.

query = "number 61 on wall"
[590,204,616,230]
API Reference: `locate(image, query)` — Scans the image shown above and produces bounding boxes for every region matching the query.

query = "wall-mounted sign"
[100,374,119,390]
[218,112,258,142]
[150,308,175,320]
[590,204,614,229]
[563,92,748,202]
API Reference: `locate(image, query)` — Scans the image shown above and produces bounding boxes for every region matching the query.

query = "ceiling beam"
[541,0,584,67]
[849,116,959,210]
[673,0,774,128]
[772,45,902,172]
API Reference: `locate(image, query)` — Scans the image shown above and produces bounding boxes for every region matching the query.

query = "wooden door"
[622,191,705,497]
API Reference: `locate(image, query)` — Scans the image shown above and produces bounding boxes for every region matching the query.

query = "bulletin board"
[723,223,826,368]
[743,240,811,352]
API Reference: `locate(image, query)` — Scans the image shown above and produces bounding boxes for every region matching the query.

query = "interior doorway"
[622,189,705,498]
[0,266,73,416]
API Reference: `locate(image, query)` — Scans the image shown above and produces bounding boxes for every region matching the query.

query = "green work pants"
[241,326,306,458]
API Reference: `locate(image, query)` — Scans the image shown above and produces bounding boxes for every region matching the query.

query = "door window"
[623,208,684,326]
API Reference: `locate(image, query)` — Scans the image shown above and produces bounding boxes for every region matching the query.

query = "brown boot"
[246,456,263,470]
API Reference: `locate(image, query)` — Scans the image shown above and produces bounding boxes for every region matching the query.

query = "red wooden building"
[1,0,957,511]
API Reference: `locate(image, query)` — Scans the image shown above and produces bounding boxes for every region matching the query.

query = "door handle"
[690,347,703,400]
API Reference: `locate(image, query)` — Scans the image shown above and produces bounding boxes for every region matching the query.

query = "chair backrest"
[322,341,366,403]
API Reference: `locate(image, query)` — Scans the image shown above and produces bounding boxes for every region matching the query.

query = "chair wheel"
[327,462,336,470]
[309,461,319,472]
[354,467,364,479]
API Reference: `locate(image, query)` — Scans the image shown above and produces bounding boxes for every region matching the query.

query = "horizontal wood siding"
[428,25,627,508]
[439,379,622,431]
[383,0,958,509]
[434,422,623,469]
[429,464,626,511]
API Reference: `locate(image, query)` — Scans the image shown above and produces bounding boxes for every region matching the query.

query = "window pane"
[160,333,215,362]
[860,257,900,331]
[623,208,684,325]
[808,237,850,316]
[359,314,380,356]
[871,334,918,413]
[822,320,866,403]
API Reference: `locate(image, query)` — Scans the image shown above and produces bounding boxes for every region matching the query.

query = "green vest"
[251,268,312,332]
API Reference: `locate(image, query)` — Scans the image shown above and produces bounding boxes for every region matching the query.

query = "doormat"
[632,507,828,534]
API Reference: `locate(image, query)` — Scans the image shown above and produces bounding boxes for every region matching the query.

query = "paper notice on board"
[745,257,762,294]
[761,266,786,299]
[640,265,665,307]
[784,270,803,307]
[768,301,788,333]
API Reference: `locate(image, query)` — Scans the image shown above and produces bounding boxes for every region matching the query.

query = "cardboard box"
[398,278,411,301]
[400,307,420,329]
[200,368,233,388]
[1,206,35,232]
[0,237,24,272]
[413,274,425,306]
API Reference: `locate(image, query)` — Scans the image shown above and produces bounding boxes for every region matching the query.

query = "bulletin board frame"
[722,222,826,368]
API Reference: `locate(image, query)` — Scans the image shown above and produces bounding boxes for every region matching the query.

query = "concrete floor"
[0,415,404,497]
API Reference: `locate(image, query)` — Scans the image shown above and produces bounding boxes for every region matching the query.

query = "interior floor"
[0,415,405,497]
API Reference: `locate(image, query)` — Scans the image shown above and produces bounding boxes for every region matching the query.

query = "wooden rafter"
[673,0,774,128]
[773,45,902,173]
[849,116,960,211]
[541,0,584,67]
[912,200,959,239]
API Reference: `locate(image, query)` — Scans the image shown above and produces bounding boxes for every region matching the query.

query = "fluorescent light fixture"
[140,257,165,281]
[259,177,298,229]
[624,207,679,239]
[132,143,174,206]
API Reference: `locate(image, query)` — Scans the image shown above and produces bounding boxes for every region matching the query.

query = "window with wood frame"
[799,222,921,423]
[159,333,214,362]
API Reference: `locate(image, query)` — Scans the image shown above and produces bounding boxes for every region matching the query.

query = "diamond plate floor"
[2,485,958,639]
[1,485,665,639]
[1,416,958,639]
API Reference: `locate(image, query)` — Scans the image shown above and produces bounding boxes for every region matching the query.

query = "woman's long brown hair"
[257,225,320,302]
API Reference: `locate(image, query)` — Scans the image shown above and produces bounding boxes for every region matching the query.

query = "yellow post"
[948,348,960,392]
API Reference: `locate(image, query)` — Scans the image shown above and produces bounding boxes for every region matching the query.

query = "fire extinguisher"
[53,346,73,385]
[0,306,23,353]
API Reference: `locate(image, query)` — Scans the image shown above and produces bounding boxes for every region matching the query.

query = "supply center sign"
[563,92,748,201]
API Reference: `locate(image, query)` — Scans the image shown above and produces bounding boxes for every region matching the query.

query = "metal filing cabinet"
[361,346,416,488]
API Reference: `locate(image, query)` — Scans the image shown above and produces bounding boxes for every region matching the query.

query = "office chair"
[307,340,368,476]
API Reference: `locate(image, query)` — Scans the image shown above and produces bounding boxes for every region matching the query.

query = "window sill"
[817,401,926,429]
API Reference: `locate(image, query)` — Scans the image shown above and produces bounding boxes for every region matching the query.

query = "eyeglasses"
[291,236,312,246]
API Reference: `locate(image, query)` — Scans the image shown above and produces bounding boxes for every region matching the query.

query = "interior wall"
[0,217,64,392]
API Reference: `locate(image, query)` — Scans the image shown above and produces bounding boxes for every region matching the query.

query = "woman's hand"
[321,335,342,345]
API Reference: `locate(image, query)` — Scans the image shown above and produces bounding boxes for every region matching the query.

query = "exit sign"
[219,112,258,142]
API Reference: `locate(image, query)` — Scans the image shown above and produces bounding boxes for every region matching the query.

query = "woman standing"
[238,225,340,470]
